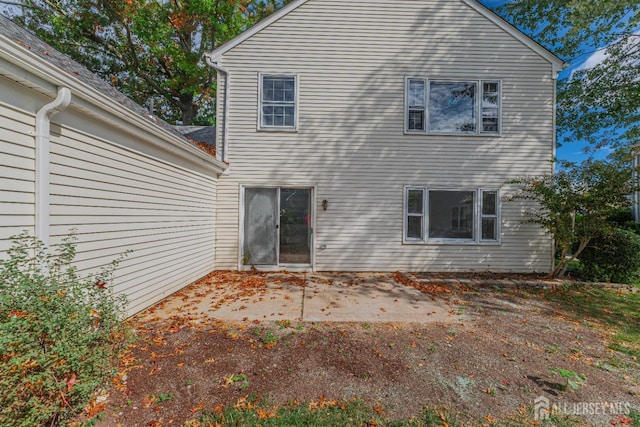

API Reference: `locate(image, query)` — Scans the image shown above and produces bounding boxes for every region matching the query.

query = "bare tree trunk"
[552,238,591,277]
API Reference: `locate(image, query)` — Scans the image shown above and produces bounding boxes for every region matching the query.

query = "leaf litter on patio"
[89,272,639,426]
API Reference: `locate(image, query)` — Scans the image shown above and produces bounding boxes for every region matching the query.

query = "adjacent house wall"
[0,74,219,316]
[0,87,36,252]
[215,0,556,272]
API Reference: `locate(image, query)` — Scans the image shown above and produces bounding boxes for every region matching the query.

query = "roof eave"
[0,34,227,175]
[461,0,566,71]
[208,0,310,61]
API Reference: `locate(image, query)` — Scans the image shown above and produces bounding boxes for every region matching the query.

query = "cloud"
[570,31,640,78]
[570,49,609,76]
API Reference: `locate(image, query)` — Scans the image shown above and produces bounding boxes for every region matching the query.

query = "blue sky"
[478,0,616,164]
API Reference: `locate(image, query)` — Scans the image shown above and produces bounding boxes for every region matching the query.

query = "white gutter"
[205,54,230,166]
[34,87,72,249]
[0,35,226,175]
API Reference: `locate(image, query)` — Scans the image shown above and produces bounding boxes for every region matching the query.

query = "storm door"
[242,187,312,267]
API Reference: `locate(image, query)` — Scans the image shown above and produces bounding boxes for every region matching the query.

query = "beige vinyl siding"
[215,0,555,272]
[48,125,217,315]
[0,101,35,254]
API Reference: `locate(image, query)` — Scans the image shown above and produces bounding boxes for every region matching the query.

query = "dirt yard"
[93,272,639,426]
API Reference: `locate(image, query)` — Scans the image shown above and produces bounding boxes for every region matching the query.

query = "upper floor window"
[259,74,297,130]
[405,78,501,135]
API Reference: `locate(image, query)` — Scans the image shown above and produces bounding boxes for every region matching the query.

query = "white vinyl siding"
[214,0,555,272]
[0,101,35,254]
[0,76,219,316]
[49,126,217,316]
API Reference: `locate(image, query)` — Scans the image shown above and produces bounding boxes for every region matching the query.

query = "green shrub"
[622,220,640,236]
[0,232,131,426]
[580,228,640,283]
[607,207,635,227]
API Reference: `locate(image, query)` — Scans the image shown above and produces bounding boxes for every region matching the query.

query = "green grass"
[183,399,640,427]
[185,400,458,427]
[542,285,640,359]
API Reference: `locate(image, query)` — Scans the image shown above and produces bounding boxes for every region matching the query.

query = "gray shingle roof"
[174,126,216,145]
[0,14,191,142]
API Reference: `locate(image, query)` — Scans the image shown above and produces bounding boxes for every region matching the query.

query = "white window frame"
[480,189,500,242]
[404,187,426,241]
[404,77,501,136]
[258,72,299,131]
[403,186,501,245]
[405,78,426,133]
[481,81,501,134]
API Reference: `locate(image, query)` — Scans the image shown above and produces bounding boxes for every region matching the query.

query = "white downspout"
[205,54,230,167]
[35,87,72,248]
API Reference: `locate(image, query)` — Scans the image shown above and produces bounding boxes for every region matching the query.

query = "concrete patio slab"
[204,281,305,321]
[302,273,452,323]
[150,274,305,322]
[140,272,455,324]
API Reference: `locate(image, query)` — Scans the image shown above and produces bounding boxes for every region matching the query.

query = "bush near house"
[580,227,640,284]
[509,153,640,279]
[0,232,131,427]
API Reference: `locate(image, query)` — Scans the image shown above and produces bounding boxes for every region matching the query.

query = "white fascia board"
[461,0,566,73]
[0,35,227,175]
[208,0,310,61]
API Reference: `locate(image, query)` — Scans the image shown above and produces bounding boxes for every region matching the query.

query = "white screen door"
[243,187,312,267]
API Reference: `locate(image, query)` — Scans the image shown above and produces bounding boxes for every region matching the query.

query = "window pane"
[482,94,499,108]
[408,79,425,107]
[429,191,474,239]
[262,77,275,102]
[482,116,499,132]
[429,81,477,133]
[482,191,497,215]
[284,79,295,102]
[407,189,423,214]
[483,82,498,94]
[407,216,423,239]
[262,105,274,126]
[270,105,282,126]
[408,109,425,131]
[482,218,497,240]
[284,106,295,127]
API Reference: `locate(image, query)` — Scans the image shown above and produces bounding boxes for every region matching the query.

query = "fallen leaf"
[190,402,205,413]
[66,373,78,392]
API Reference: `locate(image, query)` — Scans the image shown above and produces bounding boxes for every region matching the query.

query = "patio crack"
[300,272,307,321]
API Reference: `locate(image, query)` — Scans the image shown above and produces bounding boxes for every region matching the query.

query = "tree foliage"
[508,152,639,277]
[496,0,640,150]
[1,0,291,125]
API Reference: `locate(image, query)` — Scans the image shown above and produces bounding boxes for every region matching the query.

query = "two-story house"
[207,0,564,273]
